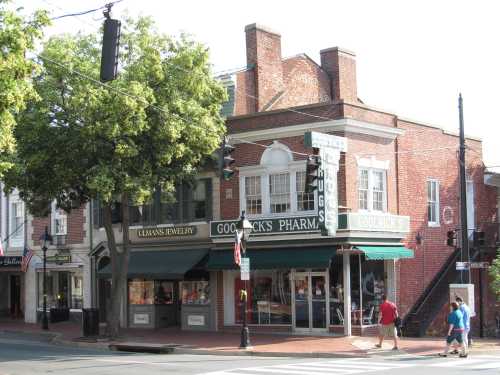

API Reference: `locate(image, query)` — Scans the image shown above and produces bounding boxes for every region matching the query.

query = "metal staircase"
[403,249,461,337]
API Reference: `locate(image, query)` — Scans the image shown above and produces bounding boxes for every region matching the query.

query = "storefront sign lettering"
[0,256,22,268]
[210,216,319,238]
[137,226,197,238]
[46,254,71,264]
[133,313,150,324]
[305,131,346,237]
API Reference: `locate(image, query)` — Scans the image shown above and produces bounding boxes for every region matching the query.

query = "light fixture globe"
[237,210,252,241]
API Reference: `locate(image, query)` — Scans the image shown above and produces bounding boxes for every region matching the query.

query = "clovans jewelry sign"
[304,131,347,236]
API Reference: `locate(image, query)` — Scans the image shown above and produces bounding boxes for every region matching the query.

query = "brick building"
[208,23,498,336]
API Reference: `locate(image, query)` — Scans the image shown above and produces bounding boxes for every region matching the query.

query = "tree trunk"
[103,195,130,339]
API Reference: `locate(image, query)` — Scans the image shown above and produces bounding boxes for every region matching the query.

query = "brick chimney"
[245,23,284,112]
[320,47,358,103]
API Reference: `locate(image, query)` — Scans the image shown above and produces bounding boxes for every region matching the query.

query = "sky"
[16,0,500,169]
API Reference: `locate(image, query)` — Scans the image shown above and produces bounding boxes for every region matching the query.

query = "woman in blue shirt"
[439,301,467,357]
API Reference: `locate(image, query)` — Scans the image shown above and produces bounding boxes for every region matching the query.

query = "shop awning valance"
[98,249,208,279]
[355,246,414,260]
[206,247,336,270]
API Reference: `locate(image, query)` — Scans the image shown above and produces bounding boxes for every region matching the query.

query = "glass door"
[311,275,327,329]
[294,274,309,329]
[293,271,329,332]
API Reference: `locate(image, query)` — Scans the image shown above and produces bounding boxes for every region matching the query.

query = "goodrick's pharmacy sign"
[210,216,319,238]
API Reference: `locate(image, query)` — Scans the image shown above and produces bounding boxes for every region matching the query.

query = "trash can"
[82,308,99,337]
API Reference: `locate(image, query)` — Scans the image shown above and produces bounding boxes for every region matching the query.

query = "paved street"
[0,338,499,375]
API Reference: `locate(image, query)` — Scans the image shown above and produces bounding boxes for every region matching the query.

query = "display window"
[234,270,291,325]
[128,279,179,305]
[180,281,210,305]
[328,255,386,326]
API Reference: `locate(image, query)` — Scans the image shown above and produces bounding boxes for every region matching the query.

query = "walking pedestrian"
[439,301,467,358]
[450,296,471,353]
[375,294,399,350]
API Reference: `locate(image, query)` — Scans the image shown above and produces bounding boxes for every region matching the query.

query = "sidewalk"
[1,320,498,358]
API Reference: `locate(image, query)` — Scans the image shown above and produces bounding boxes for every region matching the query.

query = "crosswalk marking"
[199,358,415,375]
[429,358,488,367]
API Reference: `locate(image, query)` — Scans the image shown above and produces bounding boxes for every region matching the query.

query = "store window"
[427,179,439,226]
[180,281,210,305]
[234,270,291,325]
[358,168,387,212]
[37,271,83,309]
[361,260,385,325]
[128,280,155,305]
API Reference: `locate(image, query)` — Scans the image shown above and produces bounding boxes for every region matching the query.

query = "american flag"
[234,230,242,266]
[0,236,4,256]
[21,247,34,272]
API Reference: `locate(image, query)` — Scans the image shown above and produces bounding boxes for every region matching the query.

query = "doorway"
[10,275,22,319]
[292,271,329,332]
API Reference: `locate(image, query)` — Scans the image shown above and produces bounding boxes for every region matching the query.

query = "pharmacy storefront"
[209,215,412,335]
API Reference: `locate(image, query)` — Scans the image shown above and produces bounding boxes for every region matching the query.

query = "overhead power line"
[50,0,124,21]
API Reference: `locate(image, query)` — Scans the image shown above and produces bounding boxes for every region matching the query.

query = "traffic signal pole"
[458,94,471,284]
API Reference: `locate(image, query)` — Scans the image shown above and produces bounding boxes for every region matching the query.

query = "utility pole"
[458,93,471,284]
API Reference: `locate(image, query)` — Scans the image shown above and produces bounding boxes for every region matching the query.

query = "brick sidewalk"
[1,320,498,357]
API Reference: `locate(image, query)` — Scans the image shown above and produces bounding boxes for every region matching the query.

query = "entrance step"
[109,342,180,354]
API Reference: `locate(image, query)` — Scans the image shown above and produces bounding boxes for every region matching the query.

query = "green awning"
[355,246,414,260]
[98,249,208,279]
[207,247,336,270]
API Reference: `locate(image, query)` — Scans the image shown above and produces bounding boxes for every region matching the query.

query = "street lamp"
[40,226,52,330]
[237,210,252,349]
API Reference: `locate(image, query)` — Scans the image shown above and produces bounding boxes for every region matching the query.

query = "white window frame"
[295,171,316,212]
[357,168,388,213]
[51,201,68,236]
[427,179,440,227]
[238,142,317,218]
[9,197,24,247]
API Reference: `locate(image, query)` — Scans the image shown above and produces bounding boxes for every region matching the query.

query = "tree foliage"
[4,16,227,336]
[490,249,500,300]
[0,0,49,176]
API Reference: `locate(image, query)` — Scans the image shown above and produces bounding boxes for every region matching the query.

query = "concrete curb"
[173,347,368,358]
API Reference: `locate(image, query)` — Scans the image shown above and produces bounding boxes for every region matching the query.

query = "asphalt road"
[0,337,499,375]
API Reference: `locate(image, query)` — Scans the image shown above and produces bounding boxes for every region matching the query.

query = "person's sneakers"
[392,347,399,350]
[375,344,382,348]
[450,350,459,354]
[438,353,448,357]
[459,353,468,358]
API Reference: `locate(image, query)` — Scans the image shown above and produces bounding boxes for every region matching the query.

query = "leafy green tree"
[0,0,49,176]
[4,17,227,337]
[490,249,500,299]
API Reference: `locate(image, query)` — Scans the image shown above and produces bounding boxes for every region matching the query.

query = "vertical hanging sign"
[304,131,347,236]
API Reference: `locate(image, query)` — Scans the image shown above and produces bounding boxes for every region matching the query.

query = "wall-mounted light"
[415,232,423,245]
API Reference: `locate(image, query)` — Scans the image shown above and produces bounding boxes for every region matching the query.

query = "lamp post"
[237,211,252,349]
[40,226,52,330]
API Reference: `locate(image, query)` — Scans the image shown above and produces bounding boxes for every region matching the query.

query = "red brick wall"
[320,48,357,103]
[31,207,86,245]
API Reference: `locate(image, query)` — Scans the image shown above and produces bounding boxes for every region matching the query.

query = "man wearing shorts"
[439,301,467,357]
[375,294,399,350]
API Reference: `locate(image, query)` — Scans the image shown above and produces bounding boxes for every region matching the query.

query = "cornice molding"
[229,118,404,144]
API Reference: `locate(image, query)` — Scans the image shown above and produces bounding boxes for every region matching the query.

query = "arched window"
[239,142,316,216]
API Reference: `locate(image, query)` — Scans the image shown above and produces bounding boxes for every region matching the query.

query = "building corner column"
[343,252,352,336]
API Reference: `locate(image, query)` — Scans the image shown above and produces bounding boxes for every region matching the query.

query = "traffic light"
[473,230,485,247]
[100,17,121,82]
[221,137,235,180]
[446,230,456,247]
[305,149,321,192]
